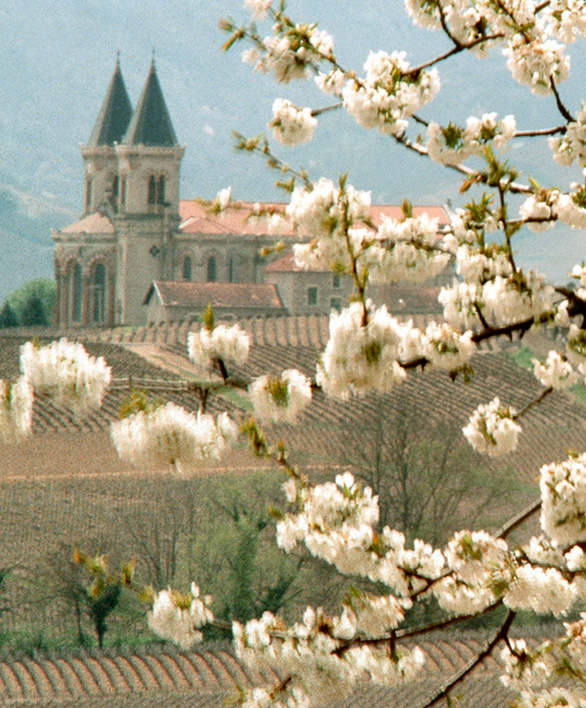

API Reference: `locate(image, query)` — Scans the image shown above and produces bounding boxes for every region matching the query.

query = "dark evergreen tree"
[0,301,19,328]
[20,292,48,327]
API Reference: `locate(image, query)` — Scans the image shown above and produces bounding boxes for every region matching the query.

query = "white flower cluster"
[277,473,444,597]
[549,103,586,166]
[463,397,522,456]
[243,0,271,21]
[287,178,371,242]
[246,23,334,83]
[315,68,346,96]
[504,563,576,617]
[370,213,451,283]
[0,377,33,442]
[111,403,238,473]
[342,50,440,135]
[234,603,425,707]
[545,0,586,43]
[540,452,586,546]
[427,113,516,166]
[20,338,111,412]
[436,531,508,615]
[423,322,475,371]
[316,302,407,398]
[533,350,578,389]
[500,639,553,692]
[406,0,572,93]
[484,272,554,327]
[269,98,317,146]
[188,323,250,372]
[503,35,569,95]
[520,191,558,232]
[214,186,232,212]
[249,369,312,424]
[148,582,213,650]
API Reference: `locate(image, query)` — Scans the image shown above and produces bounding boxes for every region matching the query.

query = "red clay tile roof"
[178,201,449,238]
[266,253,304,272]
[145,281,286,310]
[59,212,115,234]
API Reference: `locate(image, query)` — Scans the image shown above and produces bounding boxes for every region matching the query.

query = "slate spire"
[87,56,133,147]
[123,58,178,147]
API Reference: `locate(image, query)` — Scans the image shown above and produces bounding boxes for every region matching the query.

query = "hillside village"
[52,59,450,329]
[2,40,586,708]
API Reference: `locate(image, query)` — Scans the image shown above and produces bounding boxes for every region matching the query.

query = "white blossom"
[110,403,237,473]
[532,350,578,389]
[250,369,312,424]
[269,98,317,146]
[20,339,111,412]
[423,322,475,371]
[463,397,522,456]
[188,323,250,372]
[503,34,570,95]
[342,50,439,135]
[148,582,213,649]
[316,302,406,398]
[540,452,586,546]
[244,0,271,21]
[0,376,33,442]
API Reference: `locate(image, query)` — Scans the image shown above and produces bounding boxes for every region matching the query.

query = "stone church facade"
[53,60,449,328]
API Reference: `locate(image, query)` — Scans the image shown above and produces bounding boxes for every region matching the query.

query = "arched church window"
[207,256,217,282]
[85,178,93,212]
[91,263,107,324]
[120,177,127,210]
[112,175,119,211]
[183,255,193,281]
[157,175,166,204]
[71,263,82,323]
[148,175,157,205]
[148,175,166,206]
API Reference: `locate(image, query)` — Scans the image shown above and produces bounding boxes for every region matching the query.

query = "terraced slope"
[0,634,564,708]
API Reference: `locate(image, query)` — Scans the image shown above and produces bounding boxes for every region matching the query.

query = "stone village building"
[53,60,449,328]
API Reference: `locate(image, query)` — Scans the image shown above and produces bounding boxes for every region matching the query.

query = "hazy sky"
[1,0,585,284]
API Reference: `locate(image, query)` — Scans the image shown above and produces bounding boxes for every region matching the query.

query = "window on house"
[228,257,235,283]
[307,287,318,306]
[183,255,193,281]
[330,298,342,312]
[207,256,217,282]
[332,275,341,289]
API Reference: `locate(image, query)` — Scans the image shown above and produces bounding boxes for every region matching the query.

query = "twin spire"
[87,56,178,148]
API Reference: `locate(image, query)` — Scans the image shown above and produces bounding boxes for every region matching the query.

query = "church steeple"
[87,56,133,147]
[123,58,178,147]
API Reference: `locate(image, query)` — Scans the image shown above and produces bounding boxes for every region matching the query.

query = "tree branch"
[424,610,516,708]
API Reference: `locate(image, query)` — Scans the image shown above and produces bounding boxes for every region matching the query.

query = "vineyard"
[0,634,535,707]
[0,318,584,705]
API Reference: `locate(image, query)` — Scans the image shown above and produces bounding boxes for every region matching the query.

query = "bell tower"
[113,57,185,325]
[80,56,133,214]
[115,58,185,216]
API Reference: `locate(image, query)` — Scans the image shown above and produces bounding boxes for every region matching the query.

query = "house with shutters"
[53,58,449,328]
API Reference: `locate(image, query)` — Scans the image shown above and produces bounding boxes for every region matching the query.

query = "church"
[53,60,449,328]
